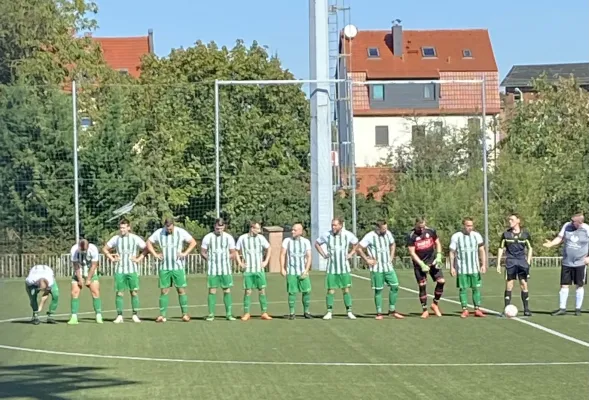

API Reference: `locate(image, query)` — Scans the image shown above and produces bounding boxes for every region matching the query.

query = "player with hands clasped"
[357,220,404,320]
[450,218,487,318]
[236,221,272,321]
[68,239,102,325]
[25,264,59,325]
[407,218,445,318]
[315,217,359,320]
[281,223,313,320]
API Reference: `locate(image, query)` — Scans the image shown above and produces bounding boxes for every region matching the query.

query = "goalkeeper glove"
[419,261,430,272]
[435,253,443,267]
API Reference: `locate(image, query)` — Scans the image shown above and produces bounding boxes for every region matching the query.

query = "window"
[424,84,435,100]
[367,47,380,58]
[462,49,472,58]
[80,117,92,131]
[374,126,389,147]
[421,47,437,58]
[412,125,426,141]
[467,117,481,133]
[371,84,384,101]
[433,121,444,133]
[118,69,129,75]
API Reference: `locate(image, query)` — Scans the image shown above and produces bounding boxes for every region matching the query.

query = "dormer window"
[421,47,436,58]
[462,49,473,58]
[367,47,380,58]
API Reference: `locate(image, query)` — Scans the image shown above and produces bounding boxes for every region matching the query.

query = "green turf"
[0,269,588,399]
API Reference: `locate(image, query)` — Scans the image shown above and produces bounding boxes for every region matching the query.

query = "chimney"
[148,29,154,54]
[392,20,402,57]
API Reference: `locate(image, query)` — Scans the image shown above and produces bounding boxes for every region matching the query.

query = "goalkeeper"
[25,265,59,325]
[406,218,446,318]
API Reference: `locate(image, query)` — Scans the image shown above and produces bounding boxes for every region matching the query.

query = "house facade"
[336,23,501,169]
[90,29,154,78]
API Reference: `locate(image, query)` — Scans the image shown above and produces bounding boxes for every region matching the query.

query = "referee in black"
[496,214,533,316]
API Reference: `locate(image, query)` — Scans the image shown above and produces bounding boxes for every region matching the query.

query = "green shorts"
[26,282,59,298]
[243,272,267,290]
[457,273,482,289]
[158,269,187,289]
[208,274,233,289]
[286,275,311,293]
[325,273,352,289]
[114,272,140,292]
[370,270,399,290]
[71,273,99,284]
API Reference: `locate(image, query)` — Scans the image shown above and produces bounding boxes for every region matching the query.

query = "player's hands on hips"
[177,252,187,260]
[109,254,120,262]
[346,252,354,260]
[155,253,164,260]
[131,255,142,263]
[366,258,377,267]
[450,267,457,277]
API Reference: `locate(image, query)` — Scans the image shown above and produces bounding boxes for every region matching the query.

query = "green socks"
[71,297,80,315]
[48,294,58,314]
[92,297,102,314]
[302,292,311,313]
[259,293,268,313]
[343,292,352,311]
[243,293,251,313]
[159,293,169,317]
[374,289,383,314]
[459,288,468,308]
[326,292,335,311]
[288,293,296,314]
[223,292,232,316]
[179,293,188,314]
[472,288,481,308]
[207,293,216,315]
[115,294,124,315]
[131,295,140,314]
[389,286,399,311]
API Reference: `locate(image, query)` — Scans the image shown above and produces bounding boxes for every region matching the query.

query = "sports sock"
[48,293,59,315]
[71,297,79,315]
[243,293,251,313]
[343,292,352,312]
[374,289,383,314]
[207,292,216,315]
[115,294,124,315]
[326,292,335,311]
[178,293,188,314]
[433,281,444,304]
[504,290,512,307]
[131,294,139,314]
[259,293,268,313]
[159,293,169,317]
[521,291,529,311]
[288,293,296,314]
[559,287,569,309]
[92,297,102,314]
[576,287,584,309]
[418,285,428,310]
[223,292,232,316]
[302,292,311,313]
[458,288,468,308]
[29,293,39,313]
[472,288,481,308]
[389,285,398,311]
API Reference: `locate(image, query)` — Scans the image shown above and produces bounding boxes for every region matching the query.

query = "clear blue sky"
[94,0,589,81]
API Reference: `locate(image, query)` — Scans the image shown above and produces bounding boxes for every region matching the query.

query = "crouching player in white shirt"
[25,265,59,325]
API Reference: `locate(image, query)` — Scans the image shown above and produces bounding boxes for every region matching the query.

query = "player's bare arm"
[103,244,119,263]
[200,246,208,262]
[389,242,396,262]
[85,261,98,286]
[132,246,148,263]
[73,262,83,287]
[526,240,533,266]
[235,249,245,269]
[36,278,50,312]
[543,235,563,248]
[301,249,312,278]
[478,243,487,274]
[314,241,329,259]
[261,246,271,268]
[407,245,422,264]
[449,250,457,277]
[146,240,163,260]
[280,247,287,276]
[347,243,358,259]
[356,246,376,266]
[496,245,504,274]
[180,237,197,259]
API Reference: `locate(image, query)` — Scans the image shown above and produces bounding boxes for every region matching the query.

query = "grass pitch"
[0,269,588,399]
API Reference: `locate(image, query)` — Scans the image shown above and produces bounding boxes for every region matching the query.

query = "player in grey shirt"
[544,213,589,316]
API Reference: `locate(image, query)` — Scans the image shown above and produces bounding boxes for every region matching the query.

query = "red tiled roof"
[92,36,150,78]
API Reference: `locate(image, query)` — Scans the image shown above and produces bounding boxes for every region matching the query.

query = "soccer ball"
[504,304,518,318]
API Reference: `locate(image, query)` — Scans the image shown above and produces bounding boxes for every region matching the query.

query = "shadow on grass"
[0,363,138,399]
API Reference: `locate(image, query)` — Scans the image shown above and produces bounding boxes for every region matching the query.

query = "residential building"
[90,29,154,78]
[336,22,501,170]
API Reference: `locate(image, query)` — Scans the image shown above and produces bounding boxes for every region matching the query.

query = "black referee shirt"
[500,228,532,268]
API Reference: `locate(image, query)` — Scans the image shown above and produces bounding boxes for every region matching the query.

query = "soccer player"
[147,218,197,323]
[315,217,358,320]
[68,239,102,325]
[357,220,404,320]
[407,218,445,318]
[496,214,533,317]
[25,265,59,325]
[280,223,313,320]
[543,213,589,316]
[449,217,487,318]
[235,221,272,321]
[103,218,147,323]
[201,218,237,321]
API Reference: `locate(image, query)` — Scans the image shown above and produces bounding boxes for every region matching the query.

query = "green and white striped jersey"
[70,243,100,277]
[236,233,270,273]
[282,237,311,275]
[359,231,395,272]
[201,232,236,276]
[148,227,194,271]
[106,233,147,274]
[316,229,358,274]
[449,231,484,274]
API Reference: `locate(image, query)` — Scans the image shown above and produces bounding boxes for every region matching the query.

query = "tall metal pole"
[214,80,221,218]
[72,80,80,243]
[346,79,357,238]
[481,76,489,261]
